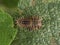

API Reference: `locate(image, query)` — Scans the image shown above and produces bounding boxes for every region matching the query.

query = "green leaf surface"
[0,9,17,45]
[0,0,19,8]
[11,0,60,45]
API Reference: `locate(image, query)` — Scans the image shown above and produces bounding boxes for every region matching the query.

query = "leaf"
[0,0,19,8]
[0,9,17,45]
[11,0,60,45]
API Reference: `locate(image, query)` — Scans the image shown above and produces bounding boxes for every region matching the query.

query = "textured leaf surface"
[0,9,17,45]
[10,0,60,45]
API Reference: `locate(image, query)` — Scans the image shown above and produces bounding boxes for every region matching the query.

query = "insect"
[16,15,42,30]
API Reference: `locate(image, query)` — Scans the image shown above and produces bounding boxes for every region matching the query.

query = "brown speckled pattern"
[16,16,42,30]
